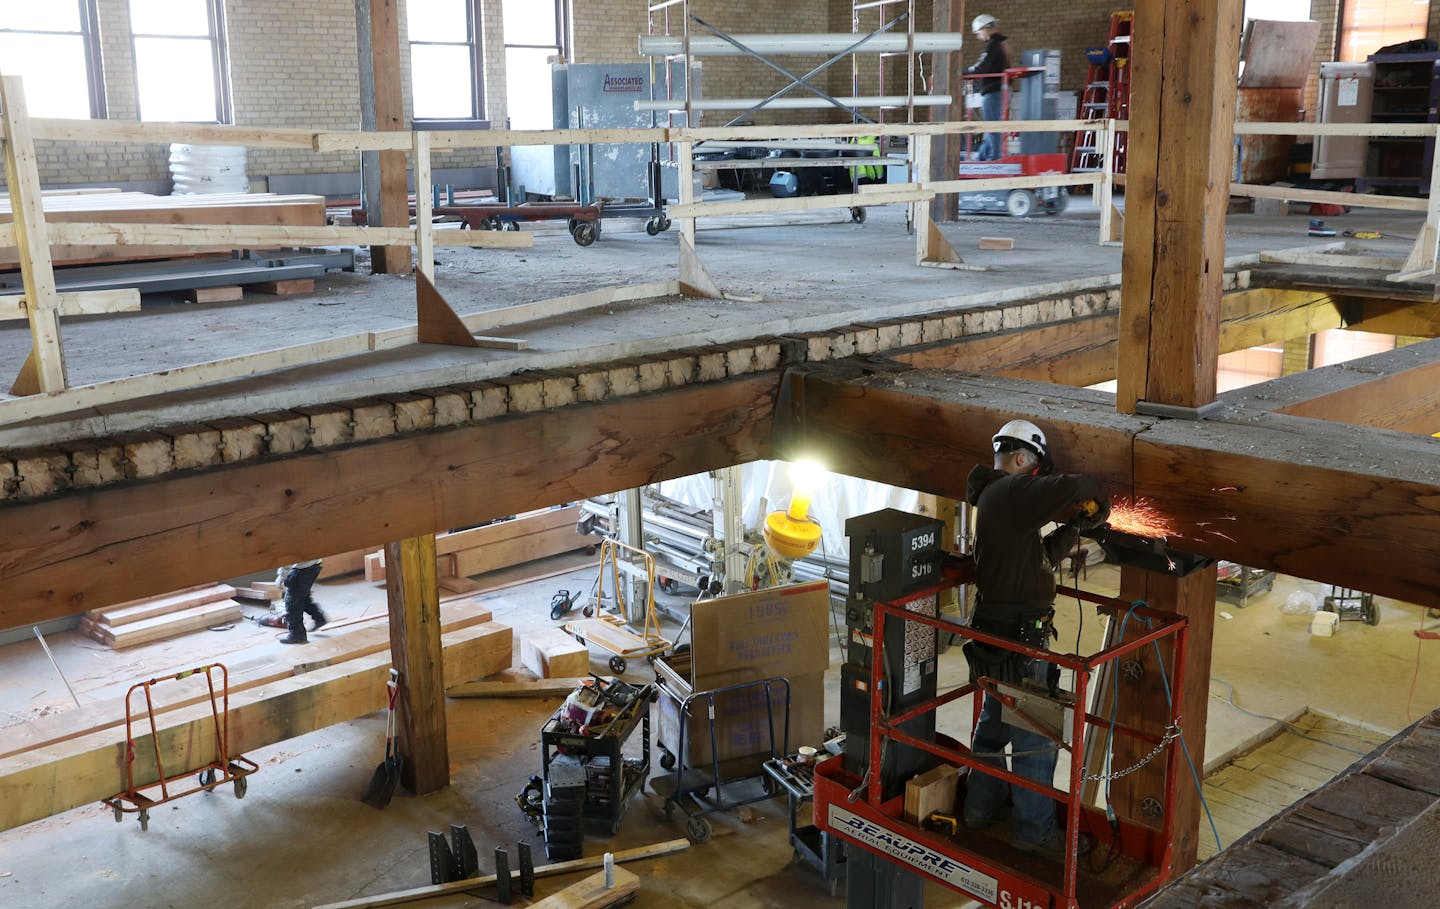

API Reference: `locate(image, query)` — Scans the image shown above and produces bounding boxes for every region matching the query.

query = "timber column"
[1111,0,1240,874]
[357,0,412,274]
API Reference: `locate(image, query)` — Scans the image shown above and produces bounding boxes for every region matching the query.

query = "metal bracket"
[1134,399,1224,421]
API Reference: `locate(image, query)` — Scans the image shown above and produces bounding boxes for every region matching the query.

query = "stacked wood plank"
[80,583,241,649]
[0,190,327,268]
[357,505,600,583]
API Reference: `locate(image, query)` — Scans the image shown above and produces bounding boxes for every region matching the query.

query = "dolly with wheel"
[101,663,258,831]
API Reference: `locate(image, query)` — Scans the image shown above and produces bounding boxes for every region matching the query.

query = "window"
[503,0,568,129]
[0,2,105,119]
[1338,0,1431,62]
[129,0,231,122]
[408,0,485,123]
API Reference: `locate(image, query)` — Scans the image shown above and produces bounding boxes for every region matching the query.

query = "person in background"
[961,419,1110,859]
[276,558,327,645]
[965,14,1010,161]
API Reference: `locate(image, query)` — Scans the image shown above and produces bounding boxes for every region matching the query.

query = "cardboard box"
[655,652,826,766]
[687,580,831,683]
[904,763,959,823]
[521,627,590,678]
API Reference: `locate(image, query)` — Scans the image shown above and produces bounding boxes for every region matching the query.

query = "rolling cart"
[649,665,791,844]
[563,539,671,674]
[101,663,258,831]
[1323,586,1379,625]
[539,678,655,836]
[763,754,847,895]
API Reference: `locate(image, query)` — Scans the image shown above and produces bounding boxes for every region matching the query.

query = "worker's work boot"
[277,629,309,644]
[308,607,329,631]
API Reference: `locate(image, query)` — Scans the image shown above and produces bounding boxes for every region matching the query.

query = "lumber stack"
[357,505,601,584]
[80,583,241,649]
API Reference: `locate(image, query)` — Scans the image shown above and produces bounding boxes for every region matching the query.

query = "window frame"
[500,0,569,129]
[0,0,108,119]
[409,0,489,129]
[128,0,233,123]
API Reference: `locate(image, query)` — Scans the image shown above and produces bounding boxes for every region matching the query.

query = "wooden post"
[913,133,934,265]
[357,0,411,274]
[413,130,434,284]
[1108,0,1240,876]
[1116,0,1239,416]
[676,141,721,297]
[930,0,966,222]
[1097,120,1122,245]
[384,533,450,795]
[1,76,67,392]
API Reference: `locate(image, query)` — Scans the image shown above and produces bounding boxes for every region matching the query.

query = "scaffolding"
[639,0,962,126]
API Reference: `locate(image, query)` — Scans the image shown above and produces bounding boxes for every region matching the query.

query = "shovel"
[362,669,403,809]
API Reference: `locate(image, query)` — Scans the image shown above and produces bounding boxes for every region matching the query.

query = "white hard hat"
[992,419,1047,458]
[972,14,997,33]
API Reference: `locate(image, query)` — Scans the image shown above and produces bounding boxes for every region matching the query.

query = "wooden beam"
[0,288,141,322]
[311,840,690,909]
[44,221,530,249]
[0,373,778,627]
[773,363,1440,608]
[385,534,448,794]
[1266,341,1440,435]
[1345,299,1440,337]
[1,76,67,391]
[892,288,1344,388]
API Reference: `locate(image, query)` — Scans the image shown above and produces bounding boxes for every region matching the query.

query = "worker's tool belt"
[963,601,1056,689]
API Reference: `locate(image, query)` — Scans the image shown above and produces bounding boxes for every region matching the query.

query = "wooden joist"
[0,621,511,833]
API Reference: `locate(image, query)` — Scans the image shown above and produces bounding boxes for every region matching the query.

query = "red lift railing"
[814,564,1189,908]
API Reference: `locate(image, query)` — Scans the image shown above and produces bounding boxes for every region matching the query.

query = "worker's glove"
[1073,500,1111,531]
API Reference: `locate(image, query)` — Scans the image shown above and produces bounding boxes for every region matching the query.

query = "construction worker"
[961,419,1110,858]
[849,134,885,184]
[965,14,1010,161]
[276,558,327,645]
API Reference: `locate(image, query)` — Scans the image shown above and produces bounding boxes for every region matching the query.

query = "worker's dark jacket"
[966,465,1103,613]
[965,33,1010,95]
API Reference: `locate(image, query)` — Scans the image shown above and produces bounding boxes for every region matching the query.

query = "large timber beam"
[773,361,1440,610]
[895,288,1348,387]
[1262,342,1440,435]
[0,374,777,629]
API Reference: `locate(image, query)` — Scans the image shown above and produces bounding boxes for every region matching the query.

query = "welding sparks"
[1105,498,1179,540]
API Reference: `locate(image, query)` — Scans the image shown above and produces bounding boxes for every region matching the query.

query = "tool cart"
[1216,560,1276,607]
[763,754,847,895]
[1323,586,1379,625]
[539,677,655,836]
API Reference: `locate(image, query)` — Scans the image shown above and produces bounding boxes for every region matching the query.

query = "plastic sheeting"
[654,460,922,558]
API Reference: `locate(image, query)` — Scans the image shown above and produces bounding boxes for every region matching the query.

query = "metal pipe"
[639,33,968,57]
[689,17,876,124]
[636,95,951,113]
[32,626,80,708]
[722,14,905,128]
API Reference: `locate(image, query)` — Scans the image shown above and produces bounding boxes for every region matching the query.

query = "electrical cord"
[1122,602,1223,854]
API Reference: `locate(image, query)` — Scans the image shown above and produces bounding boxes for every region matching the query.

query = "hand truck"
[101,663,258,831]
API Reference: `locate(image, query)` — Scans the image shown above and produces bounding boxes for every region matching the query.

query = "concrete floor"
[1,552,1436,909]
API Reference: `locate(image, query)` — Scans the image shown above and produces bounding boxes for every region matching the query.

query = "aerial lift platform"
[814,509,1191,908]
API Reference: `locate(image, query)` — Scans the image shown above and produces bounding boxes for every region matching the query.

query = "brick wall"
[16,0,505,192]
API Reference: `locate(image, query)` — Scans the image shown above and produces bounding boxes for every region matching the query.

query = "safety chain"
[1081,721,1183,783]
